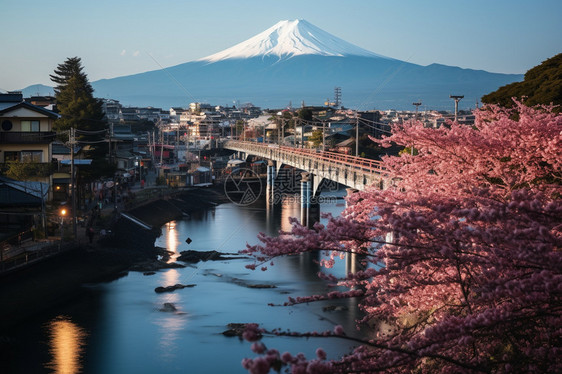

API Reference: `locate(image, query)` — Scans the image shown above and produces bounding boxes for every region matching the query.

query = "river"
[5,189,363,373]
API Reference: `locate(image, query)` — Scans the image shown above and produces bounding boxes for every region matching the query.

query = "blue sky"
[1,0,560,91]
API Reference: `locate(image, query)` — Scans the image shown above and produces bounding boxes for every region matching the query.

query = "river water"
[6,189,363,373]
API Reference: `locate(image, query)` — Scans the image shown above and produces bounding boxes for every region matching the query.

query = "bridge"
[223,140,388,196]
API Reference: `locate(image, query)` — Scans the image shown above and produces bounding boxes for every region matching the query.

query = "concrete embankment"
[0,186,228,332]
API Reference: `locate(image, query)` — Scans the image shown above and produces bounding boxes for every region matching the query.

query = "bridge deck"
[224,141,387,191]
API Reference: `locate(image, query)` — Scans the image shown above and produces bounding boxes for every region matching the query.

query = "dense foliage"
[50,57,112,180]
[482,53,562,111]
[50,57,106,133]
[241,101,562,373]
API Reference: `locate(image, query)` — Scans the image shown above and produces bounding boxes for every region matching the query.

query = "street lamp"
[59,207,67,249]
[450,95,464,123]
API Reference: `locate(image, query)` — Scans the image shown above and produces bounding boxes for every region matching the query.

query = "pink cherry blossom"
[241,101,562,373]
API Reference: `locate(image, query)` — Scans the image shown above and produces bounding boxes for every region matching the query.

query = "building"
[0,92,59,192]
[101,99,122,124]
[0,92,59,245]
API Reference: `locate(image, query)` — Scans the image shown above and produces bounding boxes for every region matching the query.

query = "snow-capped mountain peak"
[199,19,389,63]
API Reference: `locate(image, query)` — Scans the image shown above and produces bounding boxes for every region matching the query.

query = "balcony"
[0,131,56,144]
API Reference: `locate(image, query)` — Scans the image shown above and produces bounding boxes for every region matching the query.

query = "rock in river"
[154,283,196,293]
[159,303,178,312]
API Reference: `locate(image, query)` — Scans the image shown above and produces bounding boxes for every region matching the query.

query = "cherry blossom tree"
[240,101,562,373]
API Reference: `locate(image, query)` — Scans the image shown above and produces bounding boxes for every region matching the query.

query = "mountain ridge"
[19,19,523,110]
[198,19,389,63]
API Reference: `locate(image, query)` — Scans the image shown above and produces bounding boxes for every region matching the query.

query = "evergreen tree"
[308,129,323,147]
[50,57,93,96]
[50,57,113,180]
[50,57,105,133]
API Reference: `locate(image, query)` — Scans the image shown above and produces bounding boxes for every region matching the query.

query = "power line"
[146,52,197,103]
[75,128,108,135]
[76,139,109,144]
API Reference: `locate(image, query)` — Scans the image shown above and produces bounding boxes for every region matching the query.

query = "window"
[21,120,40,132]
[20,150,43,162]
[4,151,18,162]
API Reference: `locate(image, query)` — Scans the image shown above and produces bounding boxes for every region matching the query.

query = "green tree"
[297,108,313,121]
[482,53,562,111]
[308,130,323,147]
[50,57,106,134]
[235,120,245,138]
[50,57,113,181]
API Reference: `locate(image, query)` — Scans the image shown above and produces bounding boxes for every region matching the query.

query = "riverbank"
[0,186,229,332]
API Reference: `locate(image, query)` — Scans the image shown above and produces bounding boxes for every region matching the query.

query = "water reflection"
[165,222,179,261]
[280,195,301,232]
[44,316,87,374]
[155,268,189,361]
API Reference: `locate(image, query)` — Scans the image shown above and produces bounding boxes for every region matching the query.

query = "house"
[101,99,122,124]
[0,176,49,243]
[0,92,59,200]
[188,166,212,186]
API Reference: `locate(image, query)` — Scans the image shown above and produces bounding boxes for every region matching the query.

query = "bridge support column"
[300,173,312,208]
[300,173,320,227]
[346,251,366,275]
[267,161,276,205]
[344,187,365,274]
[267,161,276,187]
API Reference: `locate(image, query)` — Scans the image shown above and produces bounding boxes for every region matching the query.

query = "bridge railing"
[225,141,385,175]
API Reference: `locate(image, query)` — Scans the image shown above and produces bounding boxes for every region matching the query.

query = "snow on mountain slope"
[199,19,391,63]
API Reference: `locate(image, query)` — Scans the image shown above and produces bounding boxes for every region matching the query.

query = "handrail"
[224,140,384,174]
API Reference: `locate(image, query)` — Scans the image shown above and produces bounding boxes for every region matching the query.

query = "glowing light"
[60,208,67,216]
[44,317,87,374]
[165,221,178,262]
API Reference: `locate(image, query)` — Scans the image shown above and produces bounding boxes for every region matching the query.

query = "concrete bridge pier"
[346,252,367,275]
[344,187,366,274]
[300,172,312,208]
[267,161,276,187]
[300,172,320,227]
[267,161,277,205]
[300,201,320,228]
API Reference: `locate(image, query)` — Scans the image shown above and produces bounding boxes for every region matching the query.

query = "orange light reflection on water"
[165,221,179,263]
[44,317,87,374]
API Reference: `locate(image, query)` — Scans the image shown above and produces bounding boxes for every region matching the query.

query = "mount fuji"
[90,19,522,110]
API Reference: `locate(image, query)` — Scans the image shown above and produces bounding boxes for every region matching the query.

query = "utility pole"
[279,118,282,145]
[450,95,464,123]
[160,129,164,166]
[70,127,77,240]
[322,119,326,152]
[294,117,297,147]
[175,126,179,164]
[355,112,359,157]
[300,118,304,148]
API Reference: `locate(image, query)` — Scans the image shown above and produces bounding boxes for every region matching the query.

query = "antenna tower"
[334,87,342,108]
